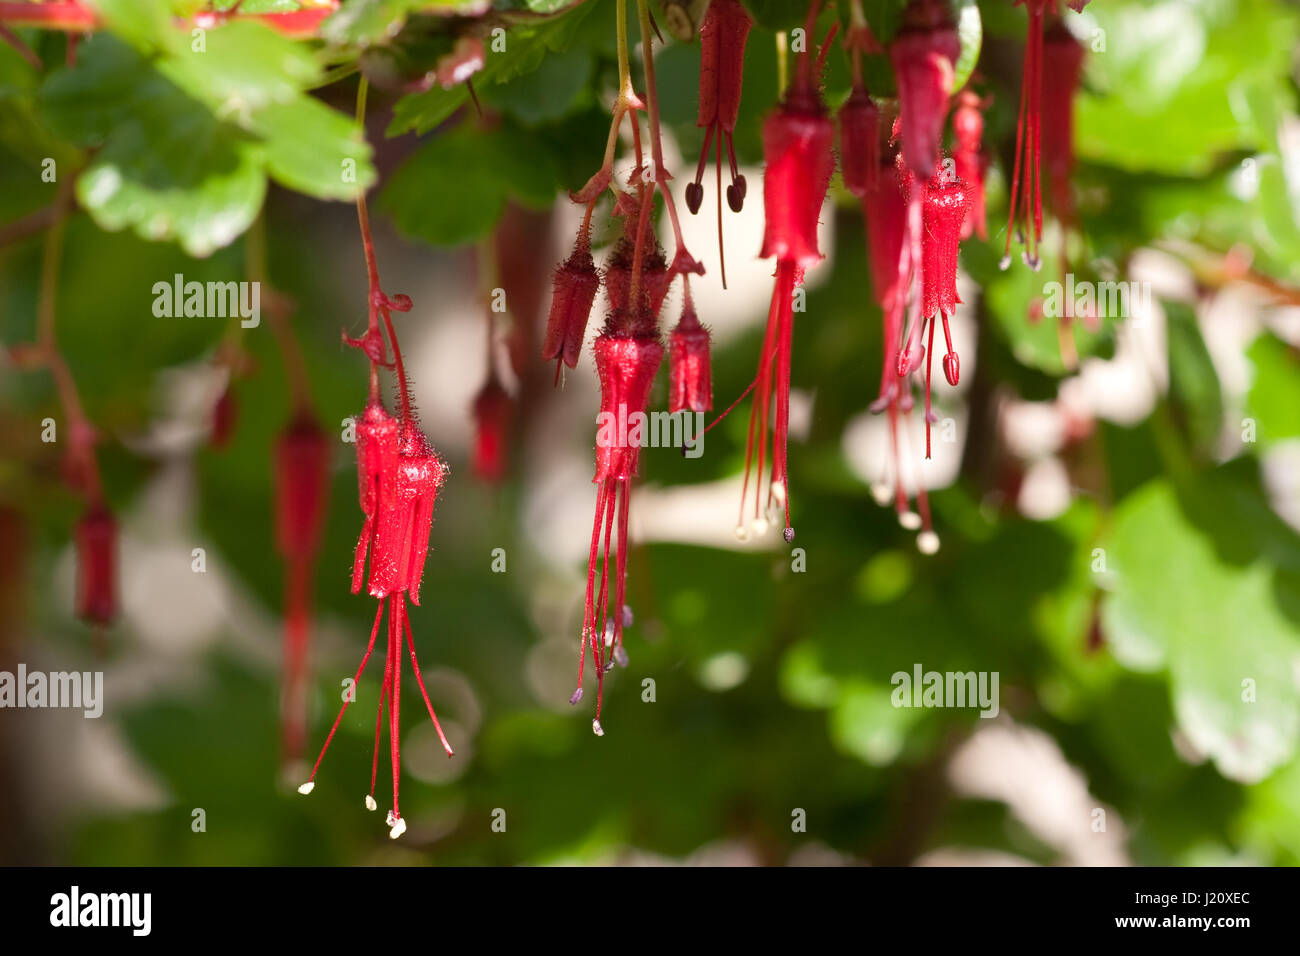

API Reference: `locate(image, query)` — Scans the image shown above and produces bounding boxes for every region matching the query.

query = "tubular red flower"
[668,293,712,414]
[917,166,968,455]
[1042,19,1085,227]
[952,91,987,240]
[686,0,752,287]
[274,413,330,562]
[889,0,960,180]
[302,411,452,838]
[367,429,446,606]
[1003,1,1087,268]
[74,505,116,627]
[350,400,399,596]
[864,159,908,311]
[921,171,968,325]
[274,413,330,763]
[838,85,880,199]
[723,1,834,543]
[542,227,601,375]
[571,326,664,734]
[758,101,835,266]
[471,377,512,483]
[210,383,236,449]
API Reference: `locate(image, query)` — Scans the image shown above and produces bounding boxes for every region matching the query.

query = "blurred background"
[2,0,1300,865]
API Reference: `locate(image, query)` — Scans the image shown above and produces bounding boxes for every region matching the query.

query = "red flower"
[758,100,835,267]
[1003,2,1087,268]
[952,91,988,240]
[274,413,330,561]
[302,402,453,838]
[686,0,752,287]
[273,412,331,763]
[1042,19,1085,228]
[571,327,664,734]
[889,0,960,180]
[74,505,116,627]
[542,220,601,378]
[919,168,968,453]
[668,292,712,414]
[864,157,908,313]
[210,383,236,449]
[838,85,880,200]
[471,376,512,484]
[734,4,835,542]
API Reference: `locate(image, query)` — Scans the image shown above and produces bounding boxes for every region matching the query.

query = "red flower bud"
[759,101,835,266]
[274,413,331,561]
[889,0,960,179]
[210,384,236,449]
[75,505,116,626]
[471,378,512,483]
[542,234,600,371]
[838,86,880,199]
[668,298,712,414]
[943,350,960,387]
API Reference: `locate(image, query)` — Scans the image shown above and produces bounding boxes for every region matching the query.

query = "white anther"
[917,530,941,555]
[297,782,314,795]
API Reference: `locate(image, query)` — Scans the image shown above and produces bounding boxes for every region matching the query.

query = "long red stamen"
[301,601,385,790]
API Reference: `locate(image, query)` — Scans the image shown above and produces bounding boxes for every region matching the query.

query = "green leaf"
[1102,464,1300,783]
[256,99,375,199]
[980,242,1115,376]
[1165,300,1223,456]
[88,0,178,54]
[1245,333,1300,447]
[41,36,266,256]
[162,20,323,116]
[1076,0,1300,175]
[387,4,595,136]
[39,25,370,254]
[378,121,559,245]
[322,0,489,48]
[951,0,982,93]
